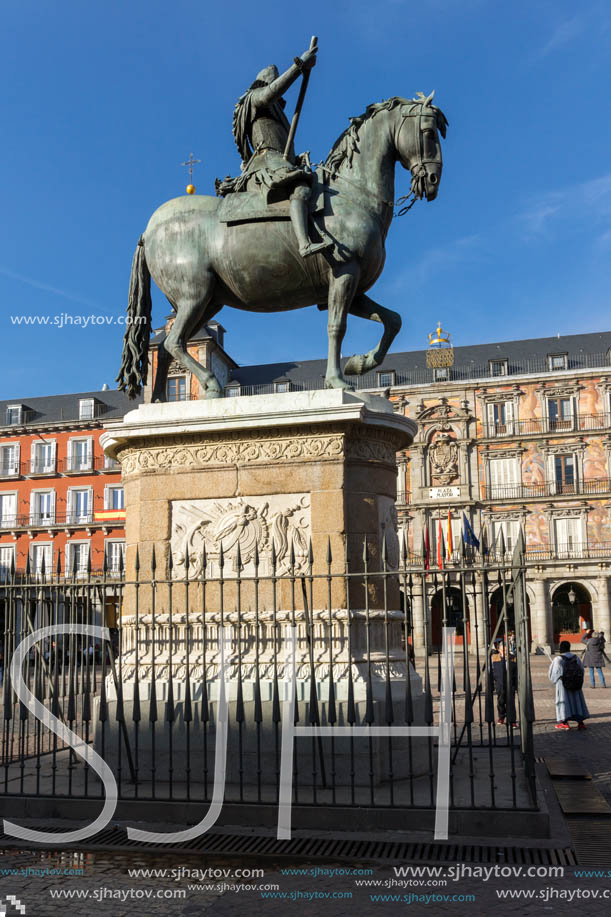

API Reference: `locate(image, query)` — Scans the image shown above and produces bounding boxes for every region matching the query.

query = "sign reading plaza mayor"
[430,486,461,499]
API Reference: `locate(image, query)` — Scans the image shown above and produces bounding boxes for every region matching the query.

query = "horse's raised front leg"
[343,293,402,376]
[325,266,359,391]
[164,287,223,399]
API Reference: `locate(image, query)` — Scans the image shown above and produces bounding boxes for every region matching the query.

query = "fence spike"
[326,536,332,566]
[151,544,157,574]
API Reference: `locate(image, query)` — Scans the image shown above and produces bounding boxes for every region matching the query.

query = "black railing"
[483,412,611,438]
[0,540,536,820]
[484,477,611,501]
[0,510,125,530]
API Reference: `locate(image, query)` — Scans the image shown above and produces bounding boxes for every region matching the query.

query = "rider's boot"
[290,197,333,258]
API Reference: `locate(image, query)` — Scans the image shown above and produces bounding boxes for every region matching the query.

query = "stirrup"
[300,239,333,258]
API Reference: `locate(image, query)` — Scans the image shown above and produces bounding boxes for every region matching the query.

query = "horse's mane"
[325,95,448,173]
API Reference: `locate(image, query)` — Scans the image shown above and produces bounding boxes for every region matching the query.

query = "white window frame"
[67,487,93,524]
[548,450,578,495]
[104,485,124,510]
[31,542,53,577]
[378,370,396,388]
[66,540,90,577]
[433,367,449,382]
[487,455,520,499]
[79,398,96,420]
[105,540,125,575]
[490,519,520,556]
[30,438,56,474]
[6,405,22,426]
[0,544,15,581]
[0,442,20,476]
[548,353,568,371]
[0,491,17,528]
[489,359,508,377]
[225,384,241,397]
[29,489,56,526]
[486,400,515,437]
[553,515,585,558]
[67,436,93,472]
[546,394,574,431]
[274,381,290,393]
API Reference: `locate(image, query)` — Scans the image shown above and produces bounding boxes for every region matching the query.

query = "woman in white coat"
[549,640,589,730]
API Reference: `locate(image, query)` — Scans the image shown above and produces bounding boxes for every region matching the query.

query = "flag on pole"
[437,519,443,568]
[462,513,480,551]
[447,509,454,560]
[424,525,430,570]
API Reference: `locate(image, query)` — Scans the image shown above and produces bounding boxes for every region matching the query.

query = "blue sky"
[1,0,610,399]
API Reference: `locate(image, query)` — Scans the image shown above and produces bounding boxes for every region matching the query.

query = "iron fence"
[0,539,536,819]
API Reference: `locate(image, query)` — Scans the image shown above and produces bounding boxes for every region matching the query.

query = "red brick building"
[0,389,137,597]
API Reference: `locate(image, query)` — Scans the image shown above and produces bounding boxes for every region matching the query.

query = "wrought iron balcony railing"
[483,412,611,438]
[484,477,611,501]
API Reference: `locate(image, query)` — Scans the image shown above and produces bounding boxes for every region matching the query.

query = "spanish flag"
[447,509,453,560]
[437,518,443,568]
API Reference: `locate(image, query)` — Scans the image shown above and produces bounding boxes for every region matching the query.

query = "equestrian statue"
[117,36,448,401]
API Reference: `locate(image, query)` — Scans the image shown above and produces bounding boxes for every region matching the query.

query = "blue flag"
[462,514,480,550]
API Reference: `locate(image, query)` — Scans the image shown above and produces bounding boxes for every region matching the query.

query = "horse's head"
[396,92,447,203]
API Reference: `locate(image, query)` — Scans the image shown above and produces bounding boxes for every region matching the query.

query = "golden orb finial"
[186,184,196,195]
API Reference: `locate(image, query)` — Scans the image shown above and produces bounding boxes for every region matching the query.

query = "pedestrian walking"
[549,640,589,730]
[581,628,606,687]
[491,638,518,727]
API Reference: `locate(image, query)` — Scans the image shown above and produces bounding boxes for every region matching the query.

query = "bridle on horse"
[319,99,441,218]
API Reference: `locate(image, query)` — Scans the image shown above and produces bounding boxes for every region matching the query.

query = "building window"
[486,401,514,436]
[68,489,91,524]
[167,376,187,401]
[31,441,55,474]
[105,486,124,510]
[0,493,17,528]
[0,545,15,581]
[31,491,55,526]
[554,454,576,494]
[433,367,449,382]
[488,456,520,499]
[225,384,241,397]
[106,541,125,574]
[67,438,93,472]
[554,517,583,557]
[489,359,508,377]
[548,353,568,371]
[274,381,290,393]
[6,405,22,425]
[79,398,95,420]
[0,444,20,476]
[547,397,573,431]
[378,370,396,388]
[491,519,520,555]
[67,542,89,576]
[31,543,53,576]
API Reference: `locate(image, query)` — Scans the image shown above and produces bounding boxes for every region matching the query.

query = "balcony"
[0,462,21,479]
[59,456,95,474]
[26,459,56,477]
[484,477,611,502]
[0,511,124,531]
[484,412,611,438]
[95,455,120,472]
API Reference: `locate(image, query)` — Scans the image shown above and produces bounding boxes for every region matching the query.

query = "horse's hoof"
[344,354,366,376]
[205,389,223,400]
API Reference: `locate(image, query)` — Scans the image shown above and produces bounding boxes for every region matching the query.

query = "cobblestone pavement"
[0,657,609,917]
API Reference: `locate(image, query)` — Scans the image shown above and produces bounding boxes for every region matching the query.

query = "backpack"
[561,655,584,692]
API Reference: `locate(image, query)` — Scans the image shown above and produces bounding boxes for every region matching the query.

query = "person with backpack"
[581,628,606,688]
[549,640,589,730]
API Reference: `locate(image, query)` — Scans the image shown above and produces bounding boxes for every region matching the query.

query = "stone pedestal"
[99,391,425,787]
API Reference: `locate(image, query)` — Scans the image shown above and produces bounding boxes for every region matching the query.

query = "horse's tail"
[116,235,152,399]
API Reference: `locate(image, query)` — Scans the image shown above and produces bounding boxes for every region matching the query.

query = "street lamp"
[568,586,576,605]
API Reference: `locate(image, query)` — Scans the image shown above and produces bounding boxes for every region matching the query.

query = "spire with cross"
[181,152,201,194]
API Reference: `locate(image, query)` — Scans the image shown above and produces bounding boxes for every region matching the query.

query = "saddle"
[218,169,327,224]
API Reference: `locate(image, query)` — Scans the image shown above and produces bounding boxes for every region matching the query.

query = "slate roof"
[228,331,611,390]
[0,389,141,428]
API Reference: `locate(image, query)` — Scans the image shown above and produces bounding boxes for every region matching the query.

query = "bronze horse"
[117,94,447,400]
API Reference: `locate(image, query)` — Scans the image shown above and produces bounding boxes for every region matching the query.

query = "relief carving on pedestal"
[428,433,459,485]
[171,494,311,578]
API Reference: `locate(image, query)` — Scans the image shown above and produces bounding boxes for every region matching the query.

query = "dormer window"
[378,370,396,388]
[274,381,290,393]
[433,367,449,382]
[225,384,241,397]
[79,398,95,420]
[548,353,568,371]
[489,359,508,377]
[6,405,22,426]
